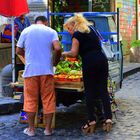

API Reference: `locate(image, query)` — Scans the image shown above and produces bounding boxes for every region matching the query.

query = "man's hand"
[52,40,62,66]
[16,47,25,64]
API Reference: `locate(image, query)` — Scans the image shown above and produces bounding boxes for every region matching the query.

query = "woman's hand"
[62,52,68,57]
[61,38,79,59]
[62,49,78,58]
[62,51,74,58]
[61,52,68,60]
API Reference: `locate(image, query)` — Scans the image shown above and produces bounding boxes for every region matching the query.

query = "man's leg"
[27,112,36,131]
[24,76,39,136]
[23,112,36,136]
[40,75,56,135]
[44,113,54,134]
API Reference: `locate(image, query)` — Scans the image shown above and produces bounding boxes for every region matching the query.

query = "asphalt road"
[0,72,140,140]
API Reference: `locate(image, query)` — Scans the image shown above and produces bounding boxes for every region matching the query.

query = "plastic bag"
[101,40,115,61]
[90,26,115,61]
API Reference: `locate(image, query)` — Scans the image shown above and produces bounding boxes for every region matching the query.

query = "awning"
[0,0,29,17]
[0,0,29,82]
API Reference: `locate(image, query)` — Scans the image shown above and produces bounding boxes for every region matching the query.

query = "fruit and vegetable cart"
[9,10,123,125]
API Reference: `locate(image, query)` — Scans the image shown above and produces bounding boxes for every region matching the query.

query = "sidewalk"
[123,62,140,78]
[0,62,140,115]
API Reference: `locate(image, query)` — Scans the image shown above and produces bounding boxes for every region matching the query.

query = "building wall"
[92,0,110,11]
[27,0,48,23]
[119,0,137,55]
[0,16,9,26]
[138,0,140,39]
[61,0,110,12]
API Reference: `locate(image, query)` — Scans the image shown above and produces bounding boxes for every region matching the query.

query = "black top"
[72,26,102,57]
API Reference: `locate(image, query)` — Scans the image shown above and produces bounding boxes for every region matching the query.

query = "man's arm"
[16,28,26,62]
[16,47,25,58]
[16,47,25,64]
[52,40,62,66]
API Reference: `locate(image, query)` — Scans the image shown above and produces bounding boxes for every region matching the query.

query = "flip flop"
[44,130,53,136]
[23,128,35,137]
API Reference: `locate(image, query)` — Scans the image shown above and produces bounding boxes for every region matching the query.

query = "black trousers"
[82,52,112,121]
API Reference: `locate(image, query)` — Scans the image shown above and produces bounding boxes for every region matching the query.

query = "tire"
[1,64,13,97]
[2,85,14,97]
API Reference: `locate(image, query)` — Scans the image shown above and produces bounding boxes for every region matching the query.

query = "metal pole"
[47,0,50,26]
[117,8,123,88]
[88,0,92,12]
[11,17,15,82]
[117,8,120,53]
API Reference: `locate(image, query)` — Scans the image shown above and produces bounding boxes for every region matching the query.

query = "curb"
[123,67,140,78]
[0,98,22,115]
[0,101,22,115]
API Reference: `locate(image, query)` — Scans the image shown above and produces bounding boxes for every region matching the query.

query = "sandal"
[81,121,96,134]
[102,119,113,132]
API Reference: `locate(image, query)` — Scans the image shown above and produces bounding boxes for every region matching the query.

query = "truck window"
[87,17,110,40]
[108,17,116,32]
[108,16,122,42]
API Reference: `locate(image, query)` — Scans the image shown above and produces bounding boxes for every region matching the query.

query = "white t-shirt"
[17,24,59,78]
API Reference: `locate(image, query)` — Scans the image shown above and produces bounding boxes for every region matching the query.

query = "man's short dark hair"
[35,16,47,23]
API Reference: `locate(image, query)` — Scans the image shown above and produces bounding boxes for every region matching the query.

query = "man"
[14,14,31,80]
[14,14,30,41]
[16,16,61,136]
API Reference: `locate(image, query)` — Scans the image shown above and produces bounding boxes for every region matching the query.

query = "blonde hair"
[64,13,93,33]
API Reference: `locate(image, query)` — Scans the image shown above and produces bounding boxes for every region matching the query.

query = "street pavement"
[0,71,140,139]
[0,72,2,97]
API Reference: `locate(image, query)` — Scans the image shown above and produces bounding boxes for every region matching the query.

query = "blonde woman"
[62,14,113,134]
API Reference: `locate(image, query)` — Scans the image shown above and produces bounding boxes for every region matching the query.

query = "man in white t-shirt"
[16,16,61,136]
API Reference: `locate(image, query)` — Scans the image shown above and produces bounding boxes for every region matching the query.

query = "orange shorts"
[23,75,56,114]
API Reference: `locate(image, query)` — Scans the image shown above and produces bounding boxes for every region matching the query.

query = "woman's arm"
[62,38,79,58]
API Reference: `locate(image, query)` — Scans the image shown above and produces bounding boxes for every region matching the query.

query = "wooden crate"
[18,70,24,84]
[55,80,84,92]
[34,107,55,128]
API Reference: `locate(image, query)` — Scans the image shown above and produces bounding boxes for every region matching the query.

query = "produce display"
[54,57,83,82]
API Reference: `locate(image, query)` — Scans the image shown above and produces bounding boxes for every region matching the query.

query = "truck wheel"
[1,64,13,97]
